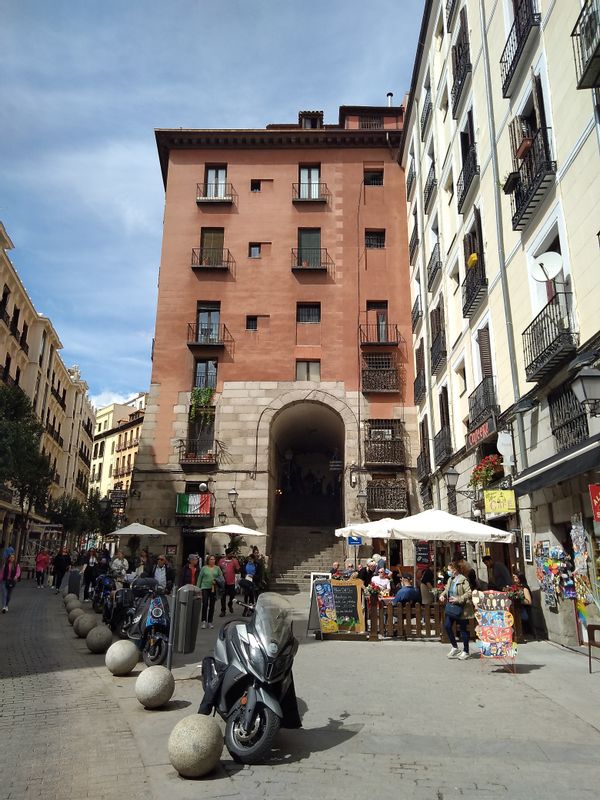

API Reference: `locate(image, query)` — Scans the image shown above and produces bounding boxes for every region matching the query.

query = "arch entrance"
[269,401,345,528]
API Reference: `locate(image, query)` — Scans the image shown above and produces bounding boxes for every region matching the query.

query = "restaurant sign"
[465,415,497,453]
[589,484,600,523]
[483,490,516,516]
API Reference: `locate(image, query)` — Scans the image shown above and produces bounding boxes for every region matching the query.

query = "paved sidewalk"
[2,583,600,799]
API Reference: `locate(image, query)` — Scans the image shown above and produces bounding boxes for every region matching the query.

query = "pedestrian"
[1,552,21,612]
[455,555,479,590]
[52,547,71,594]
[181,553,200,586]
[110,550,129,588]
[81,549,99,601]
[198,555,223,628]
[330,560,342,578]
[358,560,377,586]
[371,567,391,593]
[482,555,512,590]
[146,554,174,593]
[419,566,435,605]
[218,548,240,617]
[512,572,534,637]
[240,553,257,614]
[440,559,474,660]
[35,549,50,588]
[251,545,265,590]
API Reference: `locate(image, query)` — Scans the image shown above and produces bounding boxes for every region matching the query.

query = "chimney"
[387,92,393,107]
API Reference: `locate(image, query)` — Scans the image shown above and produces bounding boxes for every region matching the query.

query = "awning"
[513,433,600,497]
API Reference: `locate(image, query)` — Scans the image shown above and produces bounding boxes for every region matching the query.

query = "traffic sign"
[348,535,362,546]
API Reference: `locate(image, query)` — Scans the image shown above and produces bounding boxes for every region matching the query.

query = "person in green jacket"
[198,555,223,628]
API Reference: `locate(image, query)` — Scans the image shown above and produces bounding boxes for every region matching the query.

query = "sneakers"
[201,621,207,629]
[447,647,460,659]
[458,651,470,660]
[208,623,214,629]
[2,606,7,613]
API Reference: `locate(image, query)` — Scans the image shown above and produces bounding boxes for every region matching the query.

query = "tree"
[47,495,86,544]
[85,489,118,538]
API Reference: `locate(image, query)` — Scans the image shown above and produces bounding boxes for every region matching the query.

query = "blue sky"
[1,0,423,408]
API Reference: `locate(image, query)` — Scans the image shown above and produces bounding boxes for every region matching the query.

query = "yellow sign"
[484,489,516,515]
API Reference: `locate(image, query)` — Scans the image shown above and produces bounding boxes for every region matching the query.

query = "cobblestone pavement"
[2,583,600,799]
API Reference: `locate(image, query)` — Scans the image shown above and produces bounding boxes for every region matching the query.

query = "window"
[360,115,383,129]
[111,442,115,454]
[195,359,217,389]
[249,243,261,258]
[250,179,261,192]
[39,329,47,367]
[196,302,220,342]
[365,230,386,249]
[109,464,113,478]
[455,361,467,395]
[15,367,20,386]
[296,303,321,323]
[200,228,225,265]
[99,441,105,457]
[246,316,258,331]
[205,165,227,198]
[296,360,320,381]
[299,111,323,129]
[298,228,321,266]
[364,169,384,186]
[299,165,321,199]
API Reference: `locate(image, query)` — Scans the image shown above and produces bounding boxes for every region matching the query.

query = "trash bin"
[176,584,203,653]
[68,569,82,597]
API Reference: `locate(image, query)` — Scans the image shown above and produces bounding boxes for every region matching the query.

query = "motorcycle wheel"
[143,637,167,666]
[92,597,102,613]
[117,619,130,639]
[225,701,280,765]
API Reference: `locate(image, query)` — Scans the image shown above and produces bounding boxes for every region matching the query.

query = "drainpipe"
[479,0,528,471]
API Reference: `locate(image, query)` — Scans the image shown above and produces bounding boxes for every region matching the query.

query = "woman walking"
[2,553,21,612]
[35,549,50,588]
[440,560,474,660]
[82,549,99,601]
[197,555,223,629]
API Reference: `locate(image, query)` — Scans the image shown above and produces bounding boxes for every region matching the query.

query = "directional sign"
[348,535,362,546]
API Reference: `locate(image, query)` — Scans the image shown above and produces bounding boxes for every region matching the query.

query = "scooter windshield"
[253,592,293,648]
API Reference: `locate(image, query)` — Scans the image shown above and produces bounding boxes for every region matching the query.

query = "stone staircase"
[269,525,345,592]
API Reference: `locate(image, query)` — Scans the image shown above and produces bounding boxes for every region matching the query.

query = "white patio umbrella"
[334,518,399,543]
[386,509,516,544]
[109,522,167,538]
[201,523,266,538]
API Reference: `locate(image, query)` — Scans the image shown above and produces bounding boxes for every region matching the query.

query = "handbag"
[445,601,463,619]
[214,574,225,591]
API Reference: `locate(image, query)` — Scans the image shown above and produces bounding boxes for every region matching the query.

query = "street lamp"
[443,467,477,498]
[218,512,228,525]
[356,488,367,514]
[571,367,600,416]
[227,487,239,512]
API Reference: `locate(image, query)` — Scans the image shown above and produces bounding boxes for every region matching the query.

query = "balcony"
[362,356,400,393]
[430,330,447,375]
[0,302,9,327]
[523,292,578,383]
[178,438,218,468]
[19,334,29,355]
[187,322,232,349]
[420,90,433,139]
[509,128,557,231]
[367,479,408,515]
[45,424,64,448]
[0,369,16,387]
[500,0,541,98]
[364,439,405,468]
[461,253,487,317]
[9,321,21,342]
[176,492,212,518]
[291,248,333,272]
[409,225,419,265]
[191,247,234,271]
[292,183,329,203]
[406,162,416,198]
[78,448,91,468]
[549,384,590,453]
[416,450,431,482]
[433,426,453,467]
[82,422,94,440]
[411,296,422,332]
[50,386,66,410]
[426,243,442,290]
[451,41,472,119]
[414,370,426,404]
[359,323,400,346]
[572,0,600,89]
[424,164,437,213]
[446,0,459,31]
[457,146,479,213]
[468,377,499,430]
[196,182,235,204]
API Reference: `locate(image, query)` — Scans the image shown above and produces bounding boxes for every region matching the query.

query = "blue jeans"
[2,581,14,608]
[444,614,469,653]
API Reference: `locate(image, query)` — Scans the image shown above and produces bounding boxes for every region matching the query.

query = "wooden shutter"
[474,206,483,256]
[439,386,450,426]
[416,340,425,372]
[438,297,445,331]
[420,415,429,451]
[201,228,224,250]
[532,73,547,134]
[477,326,493,378]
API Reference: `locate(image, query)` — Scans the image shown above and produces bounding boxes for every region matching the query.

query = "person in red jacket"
[2,553,21,612]
[35,549,50,588]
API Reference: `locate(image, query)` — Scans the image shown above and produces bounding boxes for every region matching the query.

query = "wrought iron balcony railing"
[509,128,557,231]
[196,182,235,203]
[420,90,433,139]
[19,334,29,355]
[0,303,9,327]
[424,164,437,212]
[178,438,218,467]
[409,225,419,264]
[416,449,431,482]
[446,0,459,31]
[427,243,442,290]
[457,146,479,213]
[451,41,472,119]
[82,422,94,440]
[291,248,333,271]
[187,322,232,348]
[549,383,589,453]
[191,247,234,270]
[9,321,21,341]
[523,292,578,383]
[406,162,416,198]
[50,386,66,410]
[461,254,487,318]
[414,370,426,404]
[468,376,499,430]
[362,363,400,393]
[292,183,329,202]
[411,296,422,332]
[500,0,541,97]
[359,323,400,346]
[0,369,16,387]
[367,479,408,514]
[433,426,453,467]
[430,330,447,375]
[364,439,405,467]
[78,448,91,468]
[572,0,600,89]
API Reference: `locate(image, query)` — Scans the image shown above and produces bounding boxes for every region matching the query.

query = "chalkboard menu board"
[331,579,365,633]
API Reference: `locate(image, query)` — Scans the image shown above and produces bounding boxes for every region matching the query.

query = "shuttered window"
[477,326,493,378]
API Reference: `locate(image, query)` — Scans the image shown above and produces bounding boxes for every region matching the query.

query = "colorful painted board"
[330,579,365,633]
[313,580,339,634]
[473,590,516,660]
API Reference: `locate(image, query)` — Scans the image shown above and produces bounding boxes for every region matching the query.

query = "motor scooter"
[92,573,115,614]
[199,592,301,764]
[126,579,170,665]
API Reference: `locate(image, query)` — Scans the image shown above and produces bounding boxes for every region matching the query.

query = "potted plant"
[469,454,503,489]
[190,387,214,425]
[502,170,520,194]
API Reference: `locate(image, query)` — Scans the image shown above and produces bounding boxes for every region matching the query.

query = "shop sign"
[309,579,365,634]
[348,535,362,546]
[483,489,516,516]
[465,415,497,453]
[589,484,600,523]
[473,590,516,660]
[415,540,432,566]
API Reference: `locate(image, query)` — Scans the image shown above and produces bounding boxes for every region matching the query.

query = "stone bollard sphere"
[64,593,78,606]
[135,665,175,709]
[61,587,70,598]
[74,613,99,638]
[168,715,223,778]
[68,607,85,625]
[105,640,140,676]
[65,600,83,615]
[86,625,113,654]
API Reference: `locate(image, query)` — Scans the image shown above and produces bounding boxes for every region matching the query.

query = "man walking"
[218,548,240,616]
[35,549,50,588]
[52,547,71,594]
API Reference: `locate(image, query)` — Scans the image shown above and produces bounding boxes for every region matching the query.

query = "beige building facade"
[401,0,600,644]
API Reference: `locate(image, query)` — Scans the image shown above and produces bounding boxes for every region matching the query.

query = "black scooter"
[199,592,301,764]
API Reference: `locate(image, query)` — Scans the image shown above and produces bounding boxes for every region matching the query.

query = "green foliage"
[85,489,118,536]
[226,533,246,558]
[47,494,86,534]
[189,387,214,425]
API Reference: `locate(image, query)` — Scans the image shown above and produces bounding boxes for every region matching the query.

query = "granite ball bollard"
[68,607,85,625]
[65,599,83,614]
[86,625,113,654]
[64,593,78,606]
[168,715,223,778]
[74,613,99,638]
[61,587,70,598]
[135,665,175,709]
[105,640,140,676]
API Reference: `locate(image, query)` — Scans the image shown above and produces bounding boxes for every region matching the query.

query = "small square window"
[296,303,321,323]
[365,230,386,249]
[249,243,261,258]
[296,360,321,381]
[250,180,261,192]
[246,316,258,331]
[364,170,384,186]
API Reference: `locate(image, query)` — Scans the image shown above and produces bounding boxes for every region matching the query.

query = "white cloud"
[90,390,140,410]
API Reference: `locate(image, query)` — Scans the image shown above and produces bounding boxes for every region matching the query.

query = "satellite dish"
[531,251,563,282]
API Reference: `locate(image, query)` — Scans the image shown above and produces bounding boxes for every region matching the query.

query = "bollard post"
[166,581,178,672]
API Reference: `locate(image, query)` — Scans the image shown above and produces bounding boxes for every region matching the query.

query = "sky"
[1,0,424,409]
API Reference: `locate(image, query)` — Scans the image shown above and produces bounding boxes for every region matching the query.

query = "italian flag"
[176,493,211,516]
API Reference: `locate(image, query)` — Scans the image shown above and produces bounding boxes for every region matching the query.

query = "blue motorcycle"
[127,579,171,666]
[92,573,116,615]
